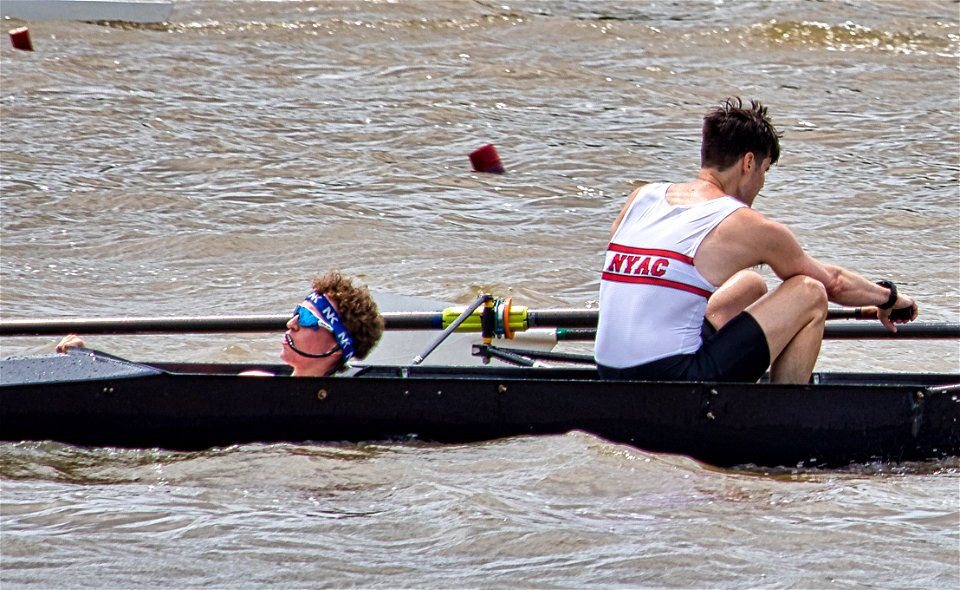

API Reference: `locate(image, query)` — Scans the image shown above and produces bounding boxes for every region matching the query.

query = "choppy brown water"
[1,1,958,588]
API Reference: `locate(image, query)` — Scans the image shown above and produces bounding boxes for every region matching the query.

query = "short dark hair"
[312,272,384,360]
[701,97,781,170]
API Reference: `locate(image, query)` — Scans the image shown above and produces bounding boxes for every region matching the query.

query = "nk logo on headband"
[305,292,357,361]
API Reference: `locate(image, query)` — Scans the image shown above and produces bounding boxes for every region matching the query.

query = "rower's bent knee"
[731,270,768,300]
[787,275,828,320]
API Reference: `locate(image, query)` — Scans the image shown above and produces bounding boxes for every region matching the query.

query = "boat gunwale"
[3,352,959,391]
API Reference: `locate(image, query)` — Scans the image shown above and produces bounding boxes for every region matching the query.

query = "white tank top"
[594,183,746,368]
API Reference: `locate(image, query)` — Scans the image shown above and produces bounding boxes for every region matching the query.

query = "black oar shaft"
[823,323,960,339]
[0,316,289,336]
[0,312,450,335]
[381,312,445,330]
[396,307,897,328]
[554,323,960,341]
[1,310,957,340]
[398,307,901,329]
[0,310,596,335]
[526,308,598,328]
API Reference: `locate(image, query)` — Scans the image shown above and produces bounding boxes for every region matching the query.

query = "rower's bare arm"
[816,261,918,329]
[753,217,918,329]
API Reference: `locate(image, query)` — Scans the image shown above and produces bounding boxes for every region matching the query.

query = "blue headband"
[305,292,356,362]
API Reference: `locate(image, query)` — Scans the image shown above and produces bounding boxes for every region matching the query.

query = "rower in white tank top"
[594,182,746,369]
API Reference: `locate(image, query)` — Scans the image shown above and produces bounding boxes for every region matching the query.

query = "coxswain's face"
[280,297,342,376]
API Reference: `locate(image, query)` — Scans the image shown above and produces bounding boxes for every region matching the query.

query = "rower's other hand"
[56,334,86,353]
[879,296,918,332]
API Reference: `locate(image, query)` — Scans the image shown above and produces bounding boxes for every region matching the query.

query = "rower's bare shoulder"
[721,208,805,261]
[624,184,646,205]
[610,186,646,237]
[725,207,789,235]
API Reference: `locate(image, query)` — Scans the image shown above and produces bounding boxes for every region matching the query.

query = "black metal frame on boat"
[2,348,958,468]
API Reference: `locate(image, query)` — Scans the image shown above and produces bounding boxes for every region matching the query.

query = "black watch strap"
[876,280,898,310]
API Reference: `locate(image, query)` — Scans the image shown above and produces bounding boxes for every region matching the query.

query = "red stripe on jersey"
[601,272,712,298]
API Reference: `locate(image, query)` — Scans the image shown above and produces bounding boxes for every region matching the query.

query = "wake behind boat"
[2,346,958,468]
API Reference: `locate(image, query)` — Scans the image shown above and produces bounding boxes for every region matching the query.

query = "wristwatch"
[875,280,898,310]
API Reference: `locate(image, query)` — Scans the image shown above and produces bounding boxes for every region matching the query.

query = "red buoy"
[9,27,34,51]
[469,144,505,174]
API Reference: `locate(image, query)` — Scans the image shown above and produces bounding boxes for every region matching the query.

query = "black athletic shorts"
[597,311,771,382]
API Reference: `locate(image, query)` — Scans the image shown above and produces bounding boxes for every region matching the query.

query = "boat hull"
[2,352,958,467]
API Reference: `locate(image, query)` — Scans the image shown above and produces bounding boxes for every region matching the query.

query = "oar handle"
[826,306,914,321]
[827,307,878,320]
[824,323,960,339]
[541,323,960,341]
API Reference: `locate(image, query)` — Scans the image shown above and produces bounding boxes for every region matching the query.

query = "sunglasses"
[289,293,356,362]
[292,304,335,332]
[288,304,341,359]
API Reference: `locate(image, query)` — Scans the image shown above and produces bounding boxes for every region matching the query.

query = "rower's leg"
[745,275,828,384]
[706,270,767,330]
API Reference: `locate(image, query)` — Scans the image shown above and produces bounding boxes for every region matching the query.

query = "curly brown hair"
[311,272,384,360]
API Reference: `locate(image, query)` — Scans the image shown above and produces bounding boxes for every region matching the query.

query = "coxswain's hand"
[55,334,86,353]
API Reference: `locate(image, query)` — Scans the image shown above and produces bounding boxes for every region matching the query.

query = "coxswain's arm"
[55,334,86,353]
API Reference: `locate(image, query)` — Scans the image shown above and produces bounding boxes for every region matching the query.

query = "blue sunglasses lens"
[293,305,331,331]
